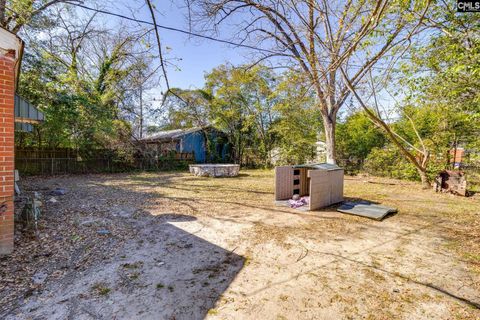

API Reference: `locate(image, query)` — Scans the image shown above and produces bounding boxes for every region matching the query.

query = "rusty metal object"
[433,170,467,196]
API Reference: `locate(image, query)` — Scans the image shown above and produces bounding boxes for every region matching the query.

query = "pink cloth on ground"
[288,196,310,208]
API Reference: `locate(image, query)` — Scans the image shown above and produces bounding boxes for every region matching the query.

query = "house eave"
[0,26,24,90]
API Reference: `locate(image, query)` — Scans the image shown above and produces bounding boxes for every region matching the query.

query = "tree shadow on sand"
[11,214,244,320]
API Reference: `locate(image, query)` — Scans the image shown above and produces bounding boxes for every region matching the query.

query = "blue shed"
[139,127,230,163]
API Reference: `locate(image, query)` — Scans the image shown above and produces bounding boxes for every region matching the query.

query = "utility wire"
[65,2,281,55]
[64,2,393,71]
[6,2,393,72]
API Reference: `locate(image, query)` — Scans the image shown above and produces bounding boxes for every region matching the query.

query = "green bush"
[364,146,419,180]
[364,145,451,182]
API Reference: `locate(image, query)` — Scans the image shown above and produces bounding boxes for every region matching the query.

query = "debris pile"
[1,177,145,316]
[288,195,310,208]
[433,170,467,196]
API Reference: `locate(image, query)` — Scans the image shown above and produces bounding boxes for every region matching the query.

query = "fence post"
[51,158,54,175]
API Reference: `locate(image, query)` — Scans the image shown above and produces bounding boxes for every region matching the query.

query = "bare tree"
[340,1,479,187]
[189,0,430,164]
[0,0,81,33]
[144,0,192,116]
[340,67,431,187]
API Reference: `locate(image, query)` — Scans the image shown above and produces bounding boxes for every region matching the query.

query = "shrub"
[364,146,419,181]
[364,145,450,182]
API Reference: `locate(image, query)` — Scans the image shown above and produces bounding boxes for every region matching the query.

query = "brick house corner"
[0,28,24,255]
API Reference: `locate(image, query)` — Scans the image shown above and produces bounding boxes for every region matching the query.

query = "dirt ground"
[1,170,479,319]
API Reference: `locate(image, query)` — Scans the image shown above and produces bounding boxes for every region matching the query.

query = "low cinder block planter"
[189,164,240,177]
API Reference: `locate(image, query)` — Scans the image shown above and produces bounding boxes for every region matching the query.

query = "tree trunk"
[322,114,336,164]
[418,168,431,189]
[340,70,433,188]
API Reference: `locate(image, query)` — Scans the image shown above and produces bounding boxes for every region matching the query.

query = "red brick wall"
[0,52,15,255]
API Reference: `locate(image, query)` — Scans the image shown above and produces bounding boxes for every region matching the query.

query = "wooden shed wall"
[329,169,344,204]
[308,170,330,210]
[298,168,309,196]
[275,166,294,200]
[308,169,344,210]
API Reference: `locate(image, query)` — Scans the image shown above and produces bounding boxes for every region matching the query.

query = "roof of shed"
[293,163,342,170]
[140,127,204,142]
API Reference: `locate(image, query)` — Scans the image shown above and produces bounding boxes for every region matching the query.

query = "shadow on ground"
[5,171,480,319]
[6,213,244,320]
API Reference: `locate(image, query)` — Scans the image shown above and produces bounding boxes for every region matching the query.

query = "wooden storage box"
[275,163,344,210]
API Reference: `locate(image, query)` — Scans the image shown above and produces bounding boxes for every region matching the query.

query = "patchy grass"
[103,169,479,317]
[342,174,480,272]
[5,169,479,319]
[207,308,218,315]
[122,262,143,269]
[91,282,111,296]
[129,272,140,280]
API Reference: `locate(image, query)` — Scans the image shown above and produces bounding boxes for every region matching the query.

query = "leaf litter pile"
[0,174,154,315]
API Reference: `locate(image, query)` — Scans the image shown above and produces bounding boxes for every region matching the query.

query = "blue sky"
[104,0,249,90]
[74,0,399,121]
